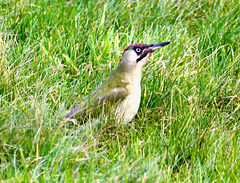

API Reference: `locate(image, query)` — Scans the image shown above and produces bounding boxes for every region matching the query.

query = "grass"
[0,0,239,182]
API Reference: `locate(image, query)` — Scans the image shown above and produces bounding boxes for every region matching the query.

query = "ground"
[0,0,239,182]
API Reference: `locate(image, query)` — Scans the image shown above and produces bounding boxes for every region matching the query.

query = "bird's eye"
[135,48,142,53]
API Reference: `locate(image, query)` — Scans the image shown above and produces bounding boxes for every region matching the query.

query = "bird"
[65,42,171,123]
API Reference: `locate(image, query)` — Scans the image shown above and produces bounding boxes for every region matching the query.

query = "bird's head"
[119,42,171,69]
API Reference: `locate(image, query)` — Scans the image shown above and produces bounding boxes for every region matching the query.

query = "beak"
[148,42,171,51]
[136,42,171,63]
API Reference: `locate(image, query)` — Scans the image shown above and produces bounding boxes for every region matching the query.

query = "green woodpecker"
[65,42,171,123]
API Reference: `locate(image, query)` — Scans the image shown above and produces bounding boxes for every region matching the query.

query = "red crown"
[119,43,144,63]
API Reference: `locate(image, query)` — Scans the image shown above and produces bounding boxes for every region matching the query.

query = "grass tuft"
[0,0,239,182]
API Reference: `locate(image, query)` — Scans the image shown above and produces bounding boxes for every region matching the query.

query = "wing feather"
[65,70,129,120]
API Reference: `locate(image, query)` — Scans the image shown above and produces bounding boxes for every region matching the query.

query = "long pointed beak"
[136,41,171,63]
[148,42,171,51]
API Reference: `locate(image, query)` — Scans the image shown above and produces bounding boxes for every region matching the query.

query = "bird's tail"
[65,105,81,119]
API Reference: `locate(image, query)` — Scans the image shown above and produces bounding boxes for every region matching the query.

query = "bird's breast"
[115,80,141,123]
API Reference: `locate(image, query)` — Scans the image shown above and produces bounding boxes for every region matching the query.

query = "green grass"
[0,0,239,182]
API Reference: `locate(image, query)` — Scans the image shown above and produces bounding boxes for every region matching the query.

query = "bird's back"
[65,69,129,120]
